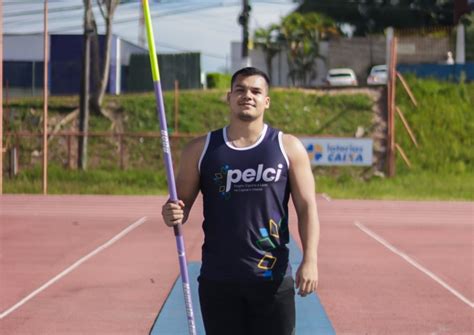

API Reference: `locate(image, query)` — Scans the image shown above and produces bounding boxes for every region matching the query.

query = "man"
[162,67,320,335]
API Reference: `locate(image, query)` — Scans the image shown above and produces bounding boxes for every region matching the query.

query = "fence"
[127,52,201,92]
[3,131,198,176]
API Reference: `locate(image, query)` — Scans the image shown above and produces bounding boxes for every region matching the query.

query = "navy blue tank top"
[198,124,291,282]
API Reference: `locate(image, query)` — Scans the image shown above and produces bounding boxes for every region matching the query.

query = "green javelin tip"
[143,0,160,82]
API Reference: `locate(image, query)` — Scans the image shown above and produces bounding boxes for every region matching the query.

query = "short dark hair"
[230,67,270,90]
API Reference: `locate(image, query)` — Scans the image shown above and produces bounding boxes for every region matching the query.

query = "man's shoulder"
[281,133,307,162]
[281,133,302,148]
[184,134,208,156]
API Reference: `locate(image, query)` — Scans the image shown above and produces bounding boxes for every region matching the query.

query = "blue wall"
[50,35,106,95]
[3,61,44,90]
[397,63,474,82]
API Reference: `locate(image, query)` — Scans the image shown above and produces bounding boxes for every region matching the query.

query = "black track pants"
[198,276,295,335]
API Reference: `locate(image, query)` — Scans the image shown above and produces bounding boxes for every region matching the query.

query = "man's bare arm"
[162,135,206,226]
[283,134,320,296]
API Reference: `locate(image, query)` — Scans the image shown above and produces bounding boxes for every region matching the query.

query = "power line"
[4,1,242,32]
[6,2,242,34]
[4,4,83,18]
[3,0,295,63]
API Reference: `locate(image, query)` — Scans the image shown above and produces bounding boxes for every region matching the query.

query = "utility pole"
[78,0,93,170]
[139,2,145,47]
[238,0,251,67]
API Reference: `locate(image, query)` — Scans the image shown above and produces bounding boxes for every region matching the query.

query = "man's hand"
[161,200,185,227]
[295,260,318,297]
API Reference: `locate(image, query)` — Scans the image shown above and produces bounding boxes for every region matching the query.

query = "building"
[3,34,202,97]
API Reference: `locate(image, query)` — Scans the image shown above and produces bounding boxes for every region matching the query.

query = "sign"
[300,137,373,166]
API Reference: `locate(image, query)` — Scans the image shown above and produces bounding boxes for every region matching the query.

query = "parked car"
[367,64,388,85]
[325,68,358,87]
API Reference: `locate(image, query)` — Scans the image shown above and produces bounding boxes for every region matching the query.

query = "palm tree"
[280,12,339,86]
[253,24,281,84]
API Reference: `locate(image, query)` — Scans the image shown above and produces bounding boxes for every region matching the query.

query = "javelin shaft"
[142,1,197,334]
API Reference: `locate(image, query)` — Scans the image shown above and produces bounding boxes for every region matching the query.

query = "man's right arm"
[161,135,206,226]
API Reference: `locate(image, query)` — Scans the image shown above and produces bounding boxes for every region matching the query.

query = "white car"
[325,68,358,87]
[367,65,388,85]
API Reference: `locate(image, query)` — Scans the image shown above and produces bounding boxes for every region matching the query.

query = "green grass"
[316,171,474,201]
[117,88,374,135]
[4,165,168,195]
[6,167,472,200]
[395,76,473,174]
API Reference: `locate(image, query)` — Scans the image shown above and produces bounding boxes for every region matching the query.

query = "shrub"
[206,73,231,89]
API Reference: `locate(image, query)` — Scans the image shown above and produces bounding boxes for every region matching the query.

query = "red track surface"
[1,195,472,334]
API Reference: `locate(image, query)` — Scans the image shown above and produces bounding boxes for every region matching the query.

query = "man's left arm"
[283,134,320,297]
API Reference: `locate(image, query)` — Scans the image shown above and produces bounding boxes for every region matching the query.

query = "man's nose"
[243,89,252,98]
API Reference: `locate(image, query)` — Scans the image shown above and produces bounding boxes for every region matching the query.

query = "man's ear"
[265,96,271,109]
[226,91,231,103]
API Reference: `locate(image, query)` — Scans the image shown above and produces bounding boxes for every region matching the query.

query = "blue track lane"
[150,237,335,335]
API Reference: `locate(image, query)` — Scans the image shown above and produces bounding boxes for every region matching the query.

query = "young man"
[162,67,320,335]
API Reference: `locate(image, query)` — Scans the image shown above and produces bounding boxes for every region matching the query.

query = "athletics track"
[0,195,472,334]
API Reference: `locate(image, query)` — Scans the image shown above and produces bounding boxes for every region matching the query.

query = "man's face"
[227,75,270,122]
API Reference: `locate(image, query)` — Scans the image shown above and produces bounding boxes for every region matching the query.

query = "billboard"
[300,138,373,166]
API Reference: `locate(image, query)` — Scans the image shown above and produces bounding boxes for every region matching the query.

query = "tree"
[280,12,338,86]
[90,0,119,115]
[78,0,119,170]
[297,0,455,36]
[78,0,93,170]
[253,24,281,83]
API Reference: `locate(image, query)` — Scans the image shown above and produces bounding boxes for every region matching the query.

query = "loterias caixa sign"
[300,138,373,166]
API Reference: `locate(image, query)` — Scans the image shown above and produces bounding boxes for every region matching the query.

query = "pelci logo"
[306,144,324,161]
[213,163,284,198]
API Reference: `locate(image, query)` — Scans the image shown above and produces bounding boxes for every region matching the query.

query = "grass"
[4,165,168,195]
[117,88,374,135]
[6,167,472,201]
[394,76,473,174]
[316,171,474,201]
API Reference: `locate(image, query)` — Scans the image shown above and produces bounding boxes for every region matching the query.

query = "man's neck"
[226,120,265,148]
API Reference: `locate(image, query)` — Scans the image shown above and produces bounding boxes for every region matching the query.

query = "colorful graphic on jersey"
[258,254,277,270]
[269,219,279,238]
[253,216,287,279]
[213,164,231,200]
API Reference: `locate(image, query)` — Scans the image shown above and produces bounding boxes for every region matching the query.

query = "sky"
[3,0,298,73]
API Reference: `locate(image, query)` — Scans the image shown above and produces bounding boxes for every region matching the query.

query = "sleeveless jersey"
[198,124,291,282]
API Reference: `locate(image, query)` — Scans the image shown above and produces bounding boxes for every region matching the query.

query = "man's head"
[227,67,271,123]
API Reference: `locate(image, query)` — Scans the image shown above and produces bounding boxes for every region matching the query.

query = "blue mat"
[150,238,335,334]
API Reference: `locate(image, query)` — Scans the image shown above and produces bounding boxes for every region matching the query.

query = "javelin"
[141,1,197,334]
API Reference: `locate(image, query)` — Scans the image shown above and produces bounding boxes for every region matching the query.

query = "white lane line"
[354,221,474,309]
[0,216,148,319]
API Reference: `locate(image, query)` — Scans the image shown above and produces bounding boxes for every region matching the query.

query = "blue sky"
[3,0,298,72]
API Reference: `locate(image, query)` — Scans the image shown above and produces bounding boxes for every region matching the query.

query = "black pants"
[198,276,295,335]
